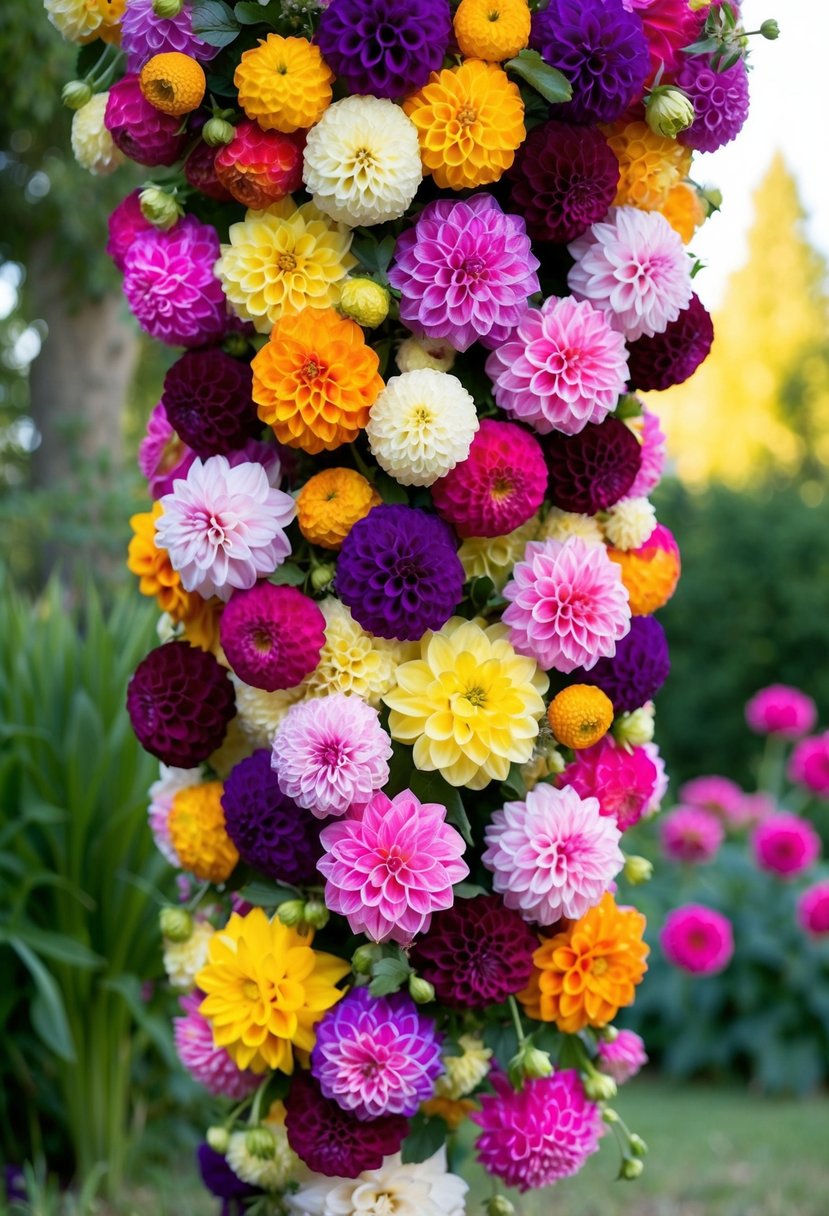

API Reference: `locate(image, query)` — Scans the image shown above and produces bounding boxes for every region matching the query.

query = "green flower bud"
[310,564,335,592]
[277,899,306,928]
[600,1025,620,1043]
[620,1156,645,1180]
[613,706,655,747]
[485,1199,516,1216]
[203,117,236,148]
[614,393,643,422]
[603,1107,621,1125]
[408,975,436,1005]
[509,1042,553,1087]
[303,899,329,930]
[139,186,184,232]
[583,1069,617,1103]
[699,185,723,215]
[352,943,380,975]
[245,1127,276,1160]
[760,19,780,39]
[623,854,654,886]
[206,1126,230,1154]
[62,80,93,110]
[153,0,184,17]
[645,86,695,139]
[222,332,250,359]
[339,278,390,329]
[159,907,193,943]
[629,1133,649,1158]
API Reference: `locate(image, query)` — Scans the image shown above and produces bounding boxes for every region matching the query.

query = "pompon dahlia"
[220,584,325,691]
[156,456,295,601]
[122,217,228,348]
[753,813,821,878]
[607,521,681,615]
[431,420,546,539]
[71,94,124,175]
[539,507,604,548]
[311,988,443,1120]
[677,56,750,154]
[798,881,829,937]
[216,200,356,334]
[175,993,260,1100]
[746,685,818,739]
[285,1073,408,1180]
[627,294,714,392]
[454,0,531,60]
[568,206,693,342]
[365,370,479,487]
[317,0,452,99]
[161,351,258,458]
[507,120,619,245]
[221,749,322,885]
[147,763,202,866]
[582,613,670,713]
[626,407,666,499]
[272,693,391,819]
[303,96,422,227]
[214,121,303,210]
[318,788,469,944]
[602,496,657,552]
[546,417,643,515]
[409,895,537,1009]
[107,190,154,272]
[679,775,745,820]
[547,684,614,750]
[606,120,692,212]
[139,52,206,117]
[335,505,464,642]
[139,401,195,499]
[485,296,629,436]
[503,536,630,675]
[596,1028,648,1084]
[127,642,235,767]
[403,60,525,192]
[530,0,650,125]
[458,517,540,589]
[560,735,658,831]
[120,0,219,71]
[473,1071,602,1192]
[484,783,623,925]
[789,733,829,797]
[302,598,413,706]
[296,469,381,551]
[104,74,186,167]
[660,805,724,864]
[389,194,539,353]
[234,34,333,134]
[184,140,232,203]
[660,904,734,975]
[168,781,239,883]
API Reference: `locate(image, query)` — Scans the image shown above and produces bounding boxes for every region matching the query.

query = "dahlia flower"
[174,993,260,1100]
[660,806,724,864]
[161,350,258,459]
[745,685,817,739]
[454,0,531,61]
[45,0,124,43]
[547,684,614,751]
[214,121,304,210]
[607,521,681,616]
[539,508,604,549]
[104,74,186,167]
[107,190,154,272]
[660,904,734,975]
[798,881,829,937]
[583,614,670,714]
[624,0,700,78]
[184,139,231,203]
[547,416,643,514]
[603,497,657,551]
[627,294,714,391]
[753,813,821,878]
[789,733,829,796]
[71,94,124,175]
[607,120,691,212]
[677,56,750,154]
[286,1148,468,1216]
[366,370,479,487]
[197,1143,261,1206]
[284,1073,408,1180]
[297,469,381,551]
[301,598,414,706]
[222,750,322,886]
[138,402,195,500]
[627,407,667,498]
[596,1029,648,1084]
[168,781,239,885]
[220,583,325,692]
[433,1035,492,1100]
[120,0,219,71]
[226,1121,297,1192]
[396,338,456,374]
[234,34,333,134]
[457,517,540,589]
[679,775,745,820]
[561,735,658,831]
[147,763,203,866]
[163,920,214,992]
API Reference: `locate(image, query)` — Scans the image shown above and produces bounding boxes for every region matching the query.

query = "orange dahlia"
[520,892,648,1033]
[403,59,524,191]
[660,181,707,244]
[605,120,692,212]
[168,782,239,884]
[127,503,189,617]
[607,522,681,616]
[139,52,206,116]
[251,307,384,454]
[547,684,614,750]
[234,34,333,134]
[453,0,531,61]
[296,468,381,550]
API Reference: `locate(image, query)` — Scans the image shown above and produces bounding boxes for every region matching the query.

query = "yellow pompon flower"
[433,1034,492,1099]
[140,52,206,116]
[547,685,614,750]
[539,506,604,548]
[215,200,357,334]
[197,907,350,1074]
[659,181,707,244]
[520,892,649,1033]
[232,676,307,749]
[421,1097,478,1130]
[384,617,548,790]
[251,307,383,454]
[44,0,125,44]
[458,516,539,590]
[605,120,692,212]
[296,468,381,551]
[168,782,239,884]
[403,60,525,192]
[303,599,417,706]
[234,34,333,133]
[454,0,531,61]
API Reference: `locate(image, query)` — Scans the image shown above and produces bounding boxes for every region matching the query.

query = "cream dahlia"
[366,370,479,487]
[71,93,125,175]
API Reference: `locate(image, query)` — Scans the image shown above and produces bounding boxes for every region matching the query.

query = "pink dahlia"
[644,740,668,814]
[147,764,203,866]
[482,783,623,925]
[156,456,296,601]
[138,401,196,500]
[626,406,667,499]
[485,296,629,436]
[317,789,469,945]
[752,812,821,878]
[746,685,818,739]
[104,75,186,167]
[568,206,693,342]
[660,904,734,975]
[389,193,540,353]
[122,216,228,348]
[660,805,724,864]
[678,775,745,821]
[174,993,260,1100]
[733,792,776,827]
[596,1029,648,1084]
[120,0,220,72]
[272,693,392,819]
[107,190,155,272]
[503,536,631,674]
[473,1070,602,1193]
[798,881,829,937]
[622,0,700,79]
[431,419,547,539]
[220,583,325,691]
[561,736,658,832]
[789,733,829,797]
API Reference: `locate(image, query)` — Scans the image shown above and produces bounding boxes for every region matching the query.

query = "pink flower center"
[317,739,348,769]
[207,513,231,549]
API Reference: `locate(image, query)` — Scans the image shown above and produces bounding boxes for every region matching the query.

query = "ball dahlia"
[660,904,734,975]
[365,370,479,487]
[454,0,531,60]
[627,294,714,392]
[746,685,817,739]
[184,139,232,202]
[596,1028,648,1085]
[234,34,333,134]
[789,733,829,797]
[220,583,325,691]
[284,1073,407,1179]
[607,521,681,615]
[547,417,643,514]
[753,813,821,878]
[104,74,186,167]
[546,684,614,750]
[317,0,452,99]
[677,55,750,154]
[660,805,724,864]
[302,598,412,707]
[606,119,692,212]
[296,468,381,551]
[168,782,239,884]
[602,496,657,552]
[161,350,259,458]
[582,614,670,713]
[214,121,304,210]
[561,735,658,831]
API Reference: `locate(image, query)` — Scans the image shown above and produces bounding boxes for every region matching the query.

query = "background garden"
[1,0,828,1212]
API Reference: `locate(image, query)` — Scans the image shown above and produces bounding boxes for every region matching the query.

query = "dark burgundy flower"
[627,294,714,392]
[546,417,641,514]
[162,350,260,457]
[284,1072,408,1178]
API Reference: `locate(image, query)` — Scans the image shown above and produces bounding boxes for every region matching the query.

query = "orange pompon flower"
[547,684,614,750]
[127,503,188,617]
[660,182,707,244]
[607,522,681,616]
[605,120,692,212]
[403,60,525,192]
[168,782,239,884]
[454,0,531,61]
[297,468,381,550]
[140,52,206,116]
[252,308,384,454]
[520,892,649,1033]
[234,34,333,134]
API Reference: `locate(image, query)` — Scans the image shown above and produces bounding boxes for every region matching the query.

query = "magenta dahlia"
[660,904,734,975]
[106,190,155,272]
[745,685,817,740]
[753,813,821,878]
[184,140,233,203]
[104,75,186,167]
[219,583,325,691]
[596,1028,648,1084]
[214,121,304,210]
[798,881,829,938]
[660,805,724,864]
[561,735,658,831]
[626,406,666,498]
[624,0,701,79]
[789,733,829,797]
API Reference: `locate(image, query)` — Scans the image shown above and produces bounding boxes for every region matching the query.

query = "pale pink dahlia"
[568,206,693,342]
[596,1029,648,1084]
[272,694,392,820]
[138,401,196,500]
[660,805,724,864]
[174,993,260,1100]
[482,783,623,925]
[156,456,296,601]
[745,685,817,739]
[752,812,821,878]
[678,775,745,821]
[147,763,203,866]
[503,536,630,674]
[473,1070,602,1193]
[626,406,666,498]
[317,789,469,945]
[561,736,658,832]
[485,296,629,436]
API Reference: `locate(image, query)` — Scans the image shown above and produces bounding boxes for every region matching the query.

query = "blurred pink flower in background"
[660,805,724,864]
[788,732,829,797]
[678,775,745,822]
[745,684,817,738]
[753,812,821,878]
[660,904,734,975]
[797,881,829,937]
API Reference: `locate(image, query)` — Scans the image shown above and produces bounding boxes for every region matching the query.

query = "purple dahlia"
[627,294,714,392]
[677,55,750,153]
[580,614,670,713]
[546,416,641,514]
[284,1072,408,1179]
[317,0,452,99]
[120,0,220,73]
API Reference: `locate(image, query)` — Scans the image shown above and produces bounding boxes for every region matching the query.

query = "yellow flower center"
[277,251,298,272]
[412,404,433,426]
[592,957,609,977]
[488,9,501,20]
[491,475,513,501]
[243,979,261,1001]
[301,358,321,380]
[464,685,488,708]
[457,105,478,126]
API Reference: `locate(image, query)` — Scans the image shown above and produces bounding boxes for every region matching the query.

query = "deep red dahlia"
[546,417,641,514]
[214,121,304,209]
[284,1073,408,1179]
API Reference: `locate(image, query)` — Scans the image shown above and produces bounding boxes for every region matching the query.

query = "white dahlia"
[303,96,422,227]
[226,1123,298,1192]
[71,93,124,175]
[602,496,657,550]
[162,920,213,992]
[286,1148,468,1216]
[539,506,605,548]
[366,369,479,487]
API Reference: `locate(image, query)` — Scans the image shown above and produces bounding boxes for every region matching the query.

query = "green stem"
[249,1075,270,1126]
[507,994,526,1046]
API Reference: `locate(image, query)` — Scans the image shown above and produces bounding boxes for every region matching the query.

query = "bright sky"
[690,0,829,308]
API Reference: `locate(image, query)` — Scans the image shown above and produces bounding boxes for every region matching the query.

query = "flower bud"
[153,0,184,16]
[396,336,456,374]
[620,1156,645,1180]
[352,943,380,975]
[222,332,250,359]
[203,117,236,147]
[303,899,329,930]
[159,907,193,943]
[623,854,654,886]
[613,706,655,747]
[509,1042,553,1087]
[245,1127,276,1160]
[614,393,642,422]
[62,80,93,110]
[276,899,306,928]
[600,1025,619,1042]
[629,1133,649,1158]
[310,563,335,592]
[206,1126,230,1154]
[603,1107,620,1125]
[645,86,695,139]
[760,19,780,39]
[699,185,723,215]
[408,975,436,1005]
[139,186,184,232]
[583,1069,617,1103]
[486,1199,516,1216]
[339,278,390,329]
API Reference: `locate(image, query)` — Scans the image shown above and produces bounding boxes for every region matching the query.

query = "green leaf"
[500,760,527,800]
[374,471,409,505]
[505,49,573,104]
[409,769,473,847]
[0,924,104,970]
[368,956,411,997]
[11,939,75,1063]
[468,576,495,612]
[452,881,489,899]
[239,881,301,908]
[235,0,281,23]
[268,563,306,586]
[401,1113,448,1165]
[192,0,240,47]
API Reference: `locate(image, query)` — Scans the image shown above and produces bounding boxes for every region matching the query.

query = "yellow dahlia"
[458,516,539,590]
[303,598,417,706]
[403,59,525,192]
[215,199,356,334]
[384,617,548,790]
[140,52,206,116]
[605,120,692,212]
[433,1034,492,1099]
[234,34,333,134]
[454,0,531,61]
[547,685,614,750]
[44,0,124,43]
[659,181,707,244]
[539,506,604,548]
[251,307,383,454]
[232,675,306,749]
[168,782,239,884]
[520,892,649,1033]
[296,468,381,550]
[197,907,349,1074]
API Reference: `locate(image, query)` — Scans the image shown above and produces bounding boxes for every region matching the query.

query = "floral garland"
[45,0,775,1208]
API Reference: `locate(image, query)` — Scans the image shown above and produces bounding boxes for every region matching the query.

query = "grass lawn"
[115,1078,829,1216]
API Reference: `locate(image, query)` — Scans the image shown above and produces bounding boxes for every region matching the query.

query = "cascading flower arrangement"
[45,0,776,1207]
